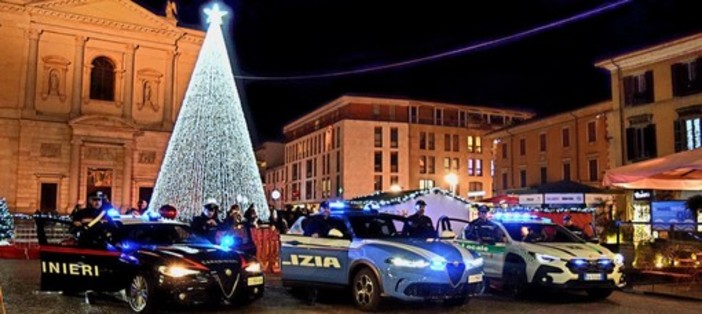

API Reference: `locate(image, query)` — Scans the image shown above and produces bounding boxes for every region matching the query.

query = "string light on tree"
[148,2,268,221]
[0,198,14,246]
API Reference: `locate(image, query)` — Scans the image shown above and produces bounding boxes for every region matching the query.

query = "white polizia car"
[438,213,625,299]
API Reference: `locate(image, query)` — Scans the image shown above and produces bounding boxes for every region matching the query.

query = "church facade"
[0,0,204,213]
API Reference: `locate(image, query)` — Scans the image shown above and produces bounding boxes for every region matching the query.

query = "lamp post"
[389,184,402,192]
[444,173,458,195]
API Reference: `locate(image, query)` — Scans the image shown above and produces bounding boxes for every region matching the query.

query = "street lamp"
[389,184,402,192]
[444,173,458,194]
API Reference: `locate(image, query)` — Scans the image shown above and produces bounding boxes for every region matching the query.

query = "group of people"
[190,199,263,243]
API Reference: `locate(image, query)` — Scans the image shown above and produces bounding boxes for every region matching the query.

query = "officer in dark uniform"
[466,205,498,243]
[72,191,116,247]
[191,198,222,244]
[304,201,342,238]
[402,200,435,238]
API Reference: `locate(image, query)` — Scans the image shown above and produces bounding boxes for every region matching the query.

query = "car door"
[279,217,350,285]
[437,216,506,279]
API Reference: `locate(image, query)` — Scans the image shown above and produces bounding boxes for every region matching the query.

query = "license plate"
[468,274,483,283]
[584,273,602,281]
[247,276,264,286]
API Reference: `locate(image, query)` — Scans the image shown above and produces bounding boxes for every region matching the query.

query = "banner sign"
[544,193,584,204]
[518,194,543,205]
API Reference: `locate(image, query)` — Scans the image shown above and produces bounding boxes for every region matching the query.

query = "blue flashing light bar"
[329,201,346,209]
[106,208,121,218]
[220,235,236,249]
[492,212,544,222]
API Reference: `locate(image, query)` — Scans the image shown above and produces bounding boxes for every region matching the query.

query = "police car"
[280,204,484,311]
[35,212,264,313]
[438,213,625,299]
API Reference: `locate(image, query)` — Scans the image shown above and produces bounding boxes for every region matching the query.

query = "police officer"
[303,201,340,238]
[191,198,222,243]
[72,191,107,229]
[72,191,115,247]
[466,205,498,243]
[402,200,435,238]
[563,215,585,238]
[469,205,492,227]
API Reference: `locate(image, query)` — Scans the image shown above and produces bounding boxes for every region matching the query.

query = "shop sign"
[585,194,611,205]
[518,194,543,205]
[633,189,652,201]
[544,193,584,204]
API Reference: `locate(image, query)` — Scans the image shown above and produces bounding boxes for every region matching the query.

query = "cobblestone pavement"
[0,260,698,313]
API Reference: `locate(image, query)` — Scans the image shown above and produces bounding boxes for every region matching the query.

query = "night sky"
[137,0,702,144]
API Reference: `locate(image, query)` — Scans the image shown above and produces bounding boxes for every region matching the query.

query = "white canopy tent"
[602,147,702,190]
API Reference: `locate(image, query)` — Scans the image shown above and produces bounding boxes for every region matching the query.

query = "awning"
[602,147,702,190]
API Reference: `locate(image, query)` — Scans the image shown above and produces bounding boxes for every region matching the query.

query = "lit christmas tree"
[0,198,14,246]
[149,3,268,221]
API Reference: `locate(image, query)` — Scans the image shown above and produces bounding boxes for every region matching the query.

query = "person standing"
[402,200,435,238]
[191,199,221,244]
[563,215,585,238]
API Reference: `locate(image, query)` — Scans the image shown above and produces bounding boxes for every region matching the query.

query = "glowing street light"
[444,173,458,194]
[389,184,402,192]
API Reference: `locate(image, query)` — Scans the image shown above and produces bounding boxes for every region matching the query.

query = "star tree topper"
[204,3,227,25]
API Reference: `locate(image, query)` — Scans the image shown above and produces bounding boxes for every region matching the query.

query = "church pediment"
[28,0,182,34]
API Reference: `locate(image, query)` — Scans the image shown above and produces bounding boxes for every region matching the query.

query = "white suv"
[438,214,625,299]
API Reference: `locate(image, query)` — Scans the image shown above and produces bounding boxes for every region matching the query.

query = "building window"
[623,71,654,106]
[587,121,597,143]
[490,160,495,177]
[428,156,435,174]
[390,152,398,173]
[540,166,547,184]
[674,108,702,152]
[390,128,398,148]
[519,169,527,188]
[419,156,426,174]
[563,162,571,181]
[519,138,526,156]
[410,106,418,123]
[539,133,546,152]
[374,151,382,172]
[373,104,380,116]
[672,58,702,97]
[444,157,451,172]
[420,132,426,150]
[40,182,58,212]
[562,127,570,148]
[467,136,474,153]
[306,159,313,178]
[501,172,508,190]
[374,127,382,147]
[305,180,313,200]
[419,179,435,189]
[435,108,443,125]
[451,158,459,171]
[453,134,459,152]
[444,134,451,151]
[428,133,435,150]
[501,143,508,159]
[626,124,657,161]
[90,57,115,101]
[467,159,474,176]
[374,175,383,191]
[390,175,399,185]
[292,163,298,181]
[589,159,599,182]
[475,136,482,153]
[336,151,340,172]
[475,159,483,176]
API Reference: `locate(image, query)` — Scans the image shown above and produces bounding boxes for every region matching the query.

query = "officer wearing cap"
[191,198,222,243]
[72,191,116,247]
[72,191,107,229]
[466,205,498,243]
[402,199,435,238]
[563,215,585,238]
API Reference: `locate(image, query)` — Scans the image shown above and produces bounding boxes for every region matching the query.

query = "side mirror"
[440,230,456,240]
[328,228,344,238]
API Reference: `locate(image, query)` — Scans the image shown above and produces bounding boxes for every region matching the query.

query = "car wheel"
[586,288,614,300]
[504,262,528,298]
[352,268,382,311]
[443,296,469,307]
[127,274,155,313]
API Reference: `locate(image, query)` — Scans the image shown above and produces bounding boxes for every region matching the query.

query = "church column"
[71,36,87,117]
[23,28,42,116]
[68,138,83,205]
[162,50,177,129]
[123,44,137,120]
[122,142,134,209]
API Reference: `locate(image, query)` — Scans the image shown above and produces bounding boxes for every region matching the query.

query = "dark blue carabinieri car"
[35,215,263,313]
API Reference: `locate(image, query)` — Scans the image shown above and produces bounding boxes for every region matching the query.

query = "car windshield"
[118,223,210,246]
[503,222,583,243]
[350,215,428,239]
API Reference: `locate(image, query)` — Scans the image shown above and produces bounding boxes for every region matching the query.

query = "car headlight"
[614,253,624,266]
[387,257,430,268]
[245,262,262,273]
[466,257,484,269]
[534,253,560,264]
[158,265,201,278]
